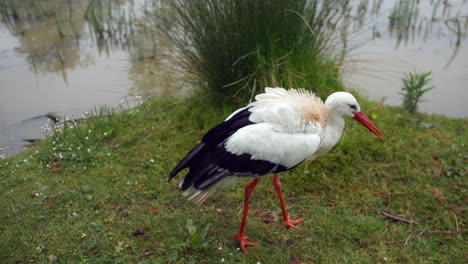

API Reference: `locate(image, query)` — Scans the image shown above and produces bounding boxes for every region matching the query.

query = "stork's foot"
[282,214,305,230]
[231,233,259,254]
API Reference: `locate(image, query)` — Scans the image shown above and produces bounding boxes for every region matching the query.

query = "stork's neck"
[320,105,346,151]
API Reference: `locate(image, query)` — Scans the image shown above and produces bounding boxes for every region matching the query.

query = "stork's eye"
[349,104,357,111]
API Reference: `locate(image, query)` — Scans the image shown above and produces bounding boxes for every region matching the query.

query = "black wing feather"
[192,144,288,190]
[168,142,205,182]
[170,107,291,191]
[201,107,253,145]
[169,108,254,183]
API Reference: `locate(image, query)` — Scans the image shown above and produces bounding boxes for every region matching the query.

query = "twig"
[424,229,464,235]
[404,229,427,244]
[453,212,460,233]
[385,229,426,245]
[10,202,20,220]
[385,229,463,245]
[222,73,254,88]
[232,50,256,66]
[381,211,419,225]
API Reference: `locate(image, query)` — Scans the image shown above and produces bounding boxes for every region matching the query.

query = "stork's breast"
[224,123,321,168]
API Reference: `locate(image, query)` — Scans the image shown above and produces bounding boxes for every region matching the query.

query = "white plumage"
[169,87,384,254]
[174,88,384,202]
[225,123,321,168]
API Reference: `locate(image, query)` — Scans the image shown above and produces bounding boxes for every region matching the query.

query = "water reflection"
[1,0,92,77]
[343,0,467,118]
[0,0,183,156]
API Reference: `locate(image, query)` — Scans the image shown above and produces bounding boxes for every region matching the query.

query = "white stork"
[169,87,384,254]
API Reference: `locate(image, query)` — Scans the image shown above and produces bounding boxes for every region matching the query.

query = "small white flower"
[150,159,155,163]
[218,246,222,250]
[107,153,111,156]
[83,167,87,170]
[35,244,44,251]
[24,159,27,163]
[35,150,39,154]
[103,132,107,136]
[88,130,91,133]
[87,149,91,153]
[69,212,78,217]
[221,258,225,263]
[85,137,89,140]
[78,147,81,150]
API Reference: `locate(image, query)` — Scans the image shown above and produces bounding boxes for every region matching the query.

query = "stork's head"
[325,92,384,139]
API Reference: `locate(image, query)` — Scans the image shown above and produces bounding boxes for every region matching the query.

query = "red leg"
[231,178,260,254]
[273,173,305,230]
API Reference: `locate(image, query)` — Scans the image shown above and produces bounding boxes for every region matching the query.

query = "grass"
[400,71,433,114]
[0,96,466,263]
[160,0,347,103]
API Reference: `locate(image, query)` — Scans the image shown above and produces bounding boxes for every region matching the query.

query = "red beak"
[353,111,384,139]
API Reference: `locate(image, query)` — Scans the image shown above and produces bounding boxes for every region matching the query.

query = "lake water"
[342,0,467,118]
[0,0,466,157]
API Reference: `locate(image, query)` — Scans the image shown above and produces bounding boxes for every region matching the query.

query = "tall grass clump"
[161,0,347,104]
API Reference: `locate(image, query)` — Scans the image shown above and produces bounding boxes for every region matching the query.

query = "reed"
[54,13,64,37]
[85,0,106,37]
[0,0,18,20]
[388,0,418,45]
[160,0,346,104]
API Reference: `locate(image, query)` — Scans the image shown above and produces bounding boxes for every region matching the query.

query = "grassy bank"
[0,96,465,263]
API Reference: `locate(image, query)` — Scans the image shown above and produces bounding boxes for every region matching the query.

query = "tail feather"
[183,186,216,204]
[182,176,236,204]
[168,142,205,182]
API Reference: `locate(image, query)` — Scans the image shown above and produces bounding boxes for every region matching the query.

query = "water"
[0,0,186,156]
[342,0,467,118]
[0,0,466,157]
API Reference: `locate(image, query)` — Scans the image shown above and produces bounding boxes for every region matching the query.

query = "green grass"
[160,0,346,104]
[0,97,466,263]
